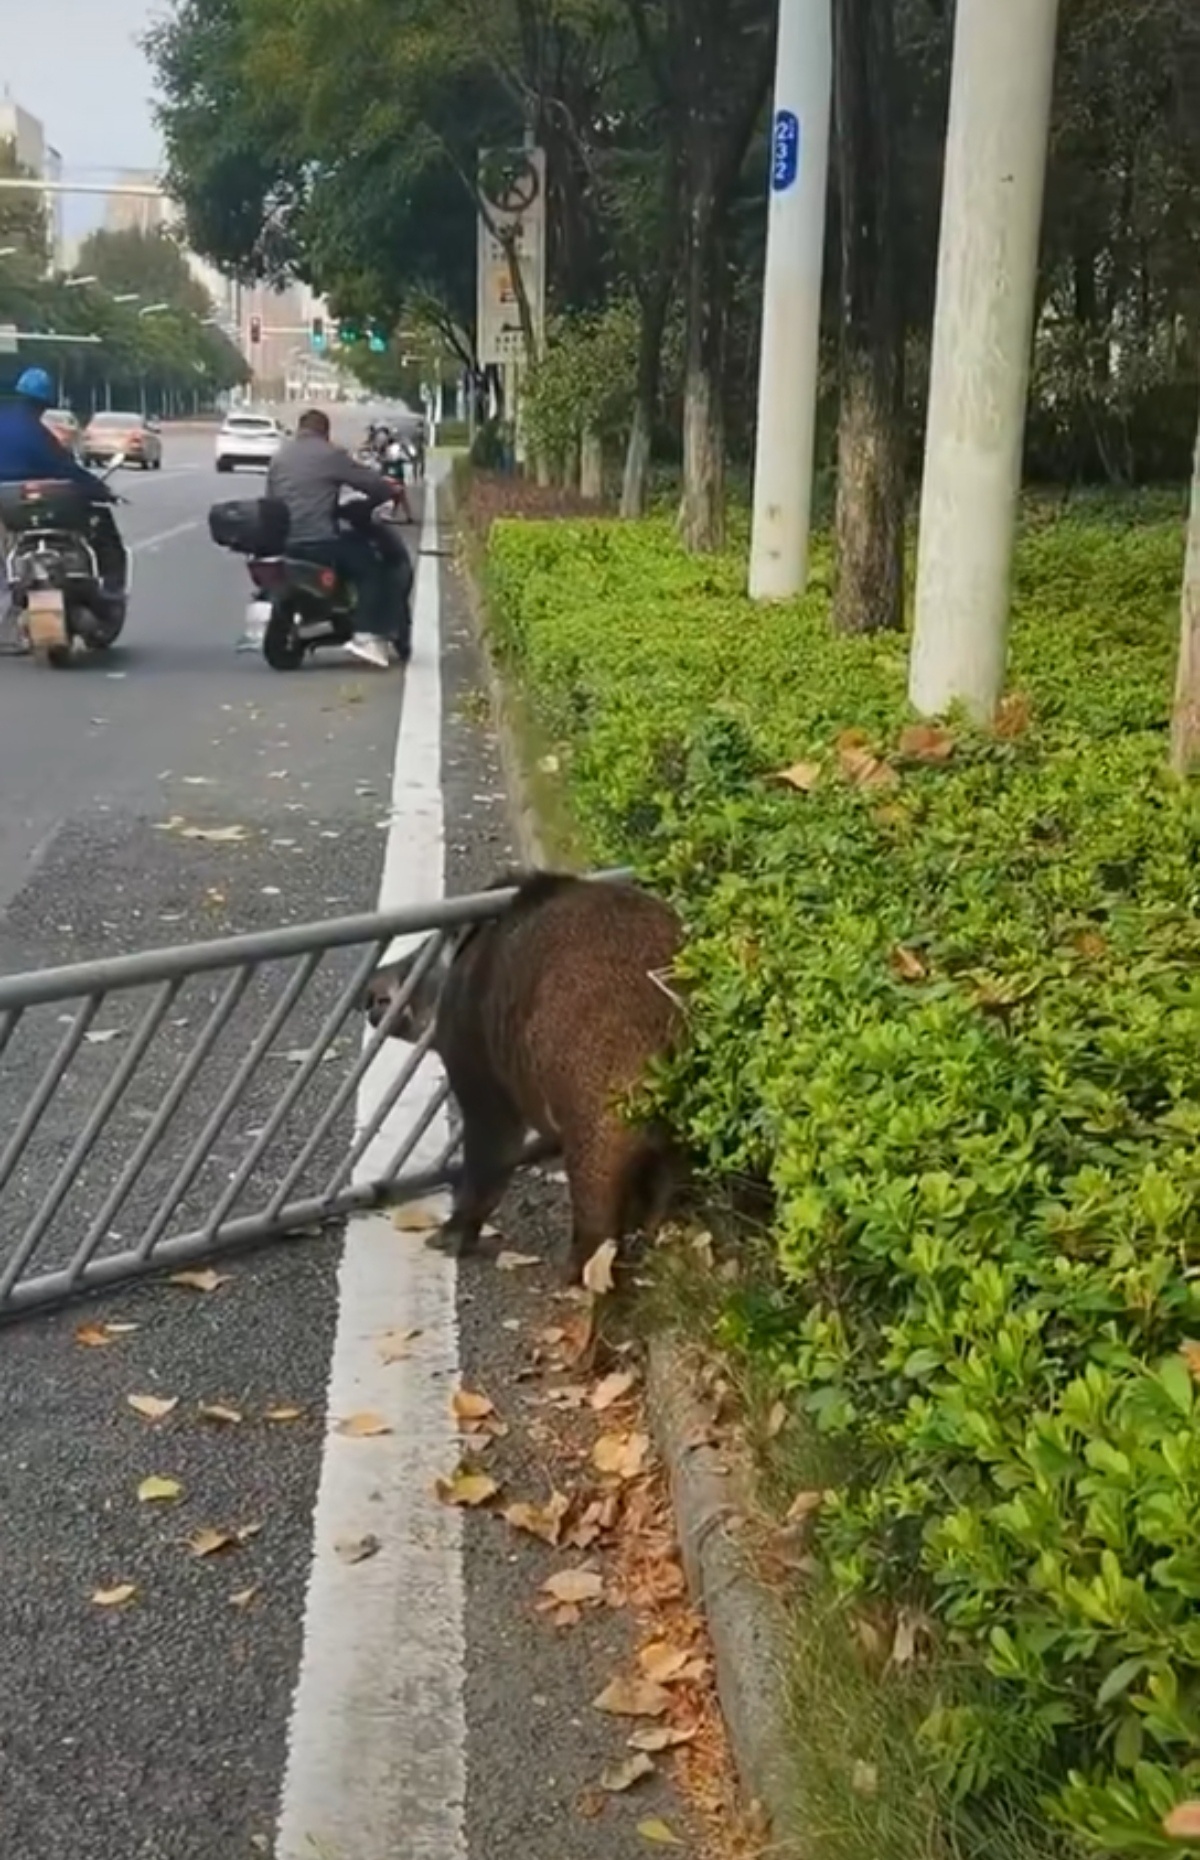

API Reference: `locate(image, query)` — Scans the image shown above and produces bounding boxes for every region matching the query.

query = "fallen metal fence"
[0,874,620,1321]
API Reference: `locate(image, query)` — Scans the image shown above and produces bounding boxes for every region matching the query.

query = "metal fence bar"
[198,936,393,1243]
[0,1007,22,1066]
[380,1074,452,1184]
[63,964,255,1284]
[133,952,323,1261]
[274,937,450,1213]
[321,1021,439,1201]
[0,994,101,1199]
[0,979,181,1302]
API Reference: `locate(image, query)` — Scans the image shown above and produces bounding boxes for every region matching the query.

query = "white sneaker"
[346,634,390,669]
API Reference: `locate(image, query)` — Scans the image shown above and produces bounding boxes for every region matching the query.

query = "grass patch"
[480,488,1200,1860]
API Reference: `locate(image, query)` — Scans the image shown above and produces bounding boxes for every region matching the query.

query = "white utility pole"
[748,0,833,601]
[908,0,1061,719]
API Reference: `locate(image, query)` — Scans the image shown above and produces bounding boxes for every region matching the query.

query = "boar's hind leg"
[434,1090,526,1259]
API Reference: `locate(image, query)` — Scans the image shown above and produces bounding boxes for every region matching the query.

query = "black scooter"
[210,489,412,672]
[0,456,130,667]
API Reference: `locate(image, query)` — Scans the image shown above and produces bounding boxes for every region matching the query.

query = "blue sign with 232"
[772,109,801,192]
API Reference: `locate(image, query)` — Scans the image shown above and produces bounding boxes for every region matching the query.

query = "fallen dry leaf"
[765,1400,789,1439]
[496,1249,541,1272]
[127,1394,179,1423]
[593,1675,672,1719]
[994,691,1032,739]
[178,823,249,843]
[229,1586,258,1609]
[582,1239,618,1295]
[889,945,928,982]
[1163,1803,1200,1840]
[503,1492,571,1546]
[85,1027,124,1045]
[638,1641,695,1685]
[335,1533,382,1565]
[189,1527,237,1558]
[336,1410,393,1439]
[601,1753,656,1794]
[838,743,899,791]
[197,1403,243,1426]
[591,1370,637,1412]
[629,1724,699,1753]
[769,759,822,793]
[137,1475,182,1504]
[593,1431,651,1482]
[75,1320,135,1348]
[435,1467,500,1508]
[376,1327,422,1365]
[391,1203,441,1233]
[263,1405,304,1423]
[637,1818,685,1846]
[91,1582,136,1608]
[167,1267,228,1294]
[542,1568,604,1606]
[851,1760,880,1798]
[785,1488,826,1525]
[897,722,955,764]
[451,1389,495,1424]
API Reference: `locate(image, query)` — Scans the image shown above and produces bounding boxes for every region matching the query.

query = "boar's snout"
[364,964,405,1033]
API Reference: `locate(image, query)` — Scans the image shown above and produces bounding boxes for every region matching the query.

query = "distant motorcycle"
[0,457,130,667]
[209,489,412,671]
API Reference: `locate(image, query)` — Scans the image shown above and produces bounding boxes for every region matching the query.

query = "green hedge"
[484,498,1200,1855]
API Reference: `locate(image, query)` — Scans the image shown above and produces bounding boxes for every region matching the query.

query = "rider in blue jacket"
[0,367,128,600]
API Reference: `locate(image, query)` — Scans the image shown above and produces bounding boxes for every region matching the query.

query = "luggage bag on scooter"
[208,496,290,557]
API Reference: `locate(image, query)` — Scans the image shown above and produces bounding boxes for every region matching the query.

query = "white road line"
[130,518,201,554]
[275,470,467,1860]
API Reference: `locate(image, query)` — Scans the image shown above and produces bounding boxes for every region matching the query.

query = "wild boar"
[365,870,684,1281]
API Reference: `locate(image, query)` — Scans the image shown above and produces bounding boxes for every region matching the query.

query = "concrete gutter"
[447,477,804,1857]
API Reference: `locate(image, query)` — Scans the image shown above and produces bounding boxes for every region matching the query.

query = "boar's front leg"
[432,1080,526,1259]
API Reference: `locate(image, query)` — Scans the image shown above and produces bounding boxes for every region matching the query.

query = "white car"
[215,412,285,473]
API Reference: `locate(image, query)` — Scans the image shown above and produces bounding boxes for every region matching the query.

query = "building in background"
[104,170,170,237]
[0,92,68,268]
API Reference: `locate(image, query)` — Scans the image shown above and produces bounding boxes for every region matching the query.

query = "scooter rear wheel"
[263,600,306,672]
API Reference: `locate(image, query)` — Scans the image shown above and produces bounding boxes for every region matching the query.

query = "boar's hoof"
[425,1218,481,1259]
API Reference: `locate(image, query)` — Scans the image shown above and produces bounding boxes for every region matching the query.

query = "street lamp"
[63,273,98,289]
[112,292,139,304]
[138,302,170,317]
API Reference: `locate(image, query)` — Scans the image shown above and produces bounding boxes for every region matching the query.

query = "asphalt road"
[0,431,695,1860]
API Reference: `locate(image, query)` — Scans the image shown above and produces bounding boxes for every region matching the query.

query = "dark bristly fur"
[364,871,685,1281]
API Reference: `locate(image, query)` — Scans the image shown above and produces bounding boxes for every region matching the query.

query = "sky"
[1,0,164,238]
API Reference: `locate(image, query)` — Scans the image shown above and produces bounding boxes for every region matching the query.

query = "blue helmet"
[14,366,54,406]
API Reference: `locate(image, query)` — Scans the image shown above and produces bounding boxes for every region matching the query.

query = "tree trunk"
[580,428,604,499]
[678,191,728,553]
[621,273,671,519]
[1169,394,1200,777]
[833,0,905,634]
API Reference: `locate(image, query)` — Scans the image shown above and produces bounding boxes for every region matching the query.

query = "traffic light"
[310,314,326,352]
[368,321,388,354]
[249,315,262,345]
[337,319,361,346]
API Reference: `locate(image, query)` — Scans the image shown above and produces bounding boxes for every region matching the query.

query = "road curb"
[447,476,803,1856]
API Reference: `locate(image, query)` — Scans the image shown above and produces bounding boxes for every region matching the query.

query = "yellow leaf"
[264,1405,304,1423]
[127,1394,179,1422]
[637,1818,685,1846]
[335,1533,382,1564]
[376,1327,422,1364]
[593,1675,672,1718]
[335,1410,393,1438]
[503,1492,571,1546]
[197,1403,243,1426]
[1164,1804,1200,1840]
[435,1467,500,1509]
[582,1239,618,1295]
[229,1587,258,1609]
[542,1568,604,1606]
[769,760,822,793]
[592,1431,651,1481]
[167,1268,228,1293]
[590,1370,637,1412]
[91,1582,136,1608]
[765,1399,788,1439]
[785,1488,827,1525]
[451,1389,495,1424]
[137,1475,183,1503]
[495,1249,540,1271]
[391,1203,441,1233]
[601,1752,656,1793]
[75,1320,128,1348]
